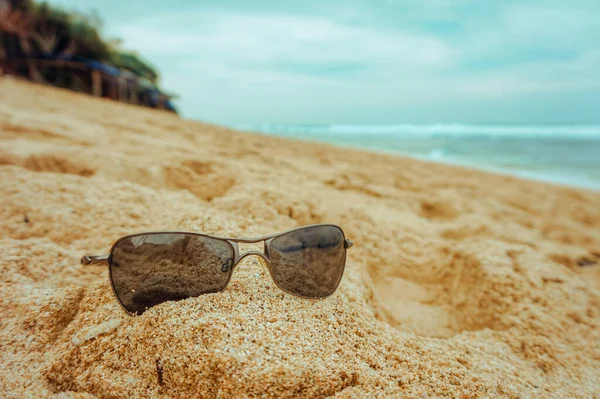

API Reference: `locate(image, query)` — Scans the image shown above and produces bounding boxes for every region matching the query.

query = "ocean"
[236,124,600,191]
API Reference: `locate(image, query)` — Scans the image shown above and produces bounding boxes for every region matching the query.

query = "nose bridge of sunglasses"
[235,243,270,271]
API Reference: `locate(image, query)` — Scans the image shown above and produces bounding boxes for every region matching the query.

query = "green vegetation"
[0,0,159,84]
[110,51,158,83]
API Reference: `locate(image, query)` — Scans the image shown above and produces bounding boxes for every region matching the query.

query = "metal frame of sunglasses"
[82,224,353,316]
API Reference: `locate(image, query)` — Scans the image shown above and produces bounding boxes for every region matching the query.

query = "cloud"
[47,0,600,124]
[117,12,453,74]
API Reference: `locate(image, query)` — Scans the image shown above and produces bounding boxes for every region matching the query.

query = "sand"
[0,78,599,398]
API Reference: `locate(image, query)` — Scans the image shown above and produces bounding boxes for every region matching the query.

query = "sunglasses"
[82,224,353,315]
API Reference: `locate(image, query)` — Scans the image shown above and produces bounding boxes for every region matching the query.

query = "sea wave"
[239,124,600,138]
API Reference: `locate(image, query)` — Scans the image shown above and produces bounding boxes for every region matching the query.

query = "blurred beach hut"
[78,60,178,111]
[86,59,120,99]
[0,0,178,113]
[136,76,178,110]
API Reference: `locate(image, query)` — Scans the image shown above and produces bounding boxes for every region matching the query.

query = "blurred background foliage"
[1,0,158,83]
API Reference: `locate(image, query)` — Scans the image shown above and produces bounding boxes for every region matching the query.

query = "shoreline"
[238,127,600,192]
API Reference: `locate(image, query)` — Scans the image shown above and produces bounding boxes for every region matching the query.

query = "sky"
[48,0,600,125]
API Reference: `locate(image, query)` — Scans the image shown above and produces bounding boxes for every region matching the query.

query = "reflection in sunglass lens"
[268,225,346,297]
[110,233,234,314]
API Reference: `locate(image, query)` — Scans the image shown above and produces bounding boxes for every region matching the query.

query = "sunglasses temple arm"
[81,254,110,266]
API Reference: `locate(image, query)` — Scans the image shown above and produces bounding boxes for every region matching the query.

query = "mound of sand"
[1,79,599,398]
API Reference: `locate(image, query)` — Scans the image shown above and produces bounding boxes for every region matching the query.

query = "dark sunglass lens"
[110,233,234,314]
[268,225,346,297]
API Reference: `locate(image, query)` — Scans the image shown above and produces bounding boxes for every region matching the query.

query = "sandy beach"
[1,79,599,398]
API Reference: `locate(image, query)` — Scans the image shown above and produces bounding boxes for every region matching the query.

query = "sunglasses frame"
[82,224,353,316]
